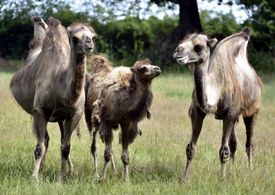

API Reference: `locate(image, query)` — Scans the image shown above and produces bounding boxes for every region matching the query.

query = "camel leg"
[91,128,99,178]
[243,114,257,168]
[32,109,47,181]
[59,113,80,181]
[59,121,74,177]
[181,104,206,182]
[120,122,136,182]
[220,118,236,178]
[229,127,237,163]
[99,122,114,180]
[40,131,50,168]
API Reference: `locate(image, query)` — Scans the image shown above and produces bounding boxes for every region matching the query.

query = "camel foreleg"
[32,108,48,181]
[181,104,206,183]
[220,118,237,178]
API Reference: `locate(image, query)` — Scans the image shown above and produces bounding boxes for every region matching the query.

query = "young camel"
[84,55,113,178]
[173,28,263,181]
[85,58,161,181]
[10,17,97,181]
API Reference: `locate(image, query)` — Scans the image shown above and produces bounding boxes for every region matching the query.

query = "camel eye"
[139,66,147,73]
[194,44,203,53]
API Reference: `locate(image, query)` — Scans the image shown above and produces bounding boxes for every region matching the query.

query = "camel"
[173,27,263,181]
[10,17,97,181]
[85,57,161,181]
[84,55,113,178]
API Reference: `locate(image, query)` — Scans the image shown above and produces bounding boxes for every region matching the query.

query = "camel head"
[131,58,161,81]
[67,24,97,55]
[173,34,217,65]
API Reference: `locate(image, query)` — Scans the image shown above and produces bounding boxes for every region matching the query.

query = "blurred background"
[0,0,274,72]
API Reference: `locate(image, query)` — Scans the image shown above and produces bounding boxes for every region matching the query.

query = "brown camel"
[173,27,263,181]
[85,57,161,181]
[10,17,97,181]
[84,55,113,178]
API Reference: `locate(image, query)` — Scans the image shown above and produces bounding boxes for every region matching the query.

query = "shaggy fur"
[173,27,262,181]
[10,17,96,181]
[85,57,161,181]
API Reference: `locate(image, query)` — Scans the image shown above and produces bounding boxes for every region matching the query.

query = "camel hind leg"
[84,104,99,178]
[91,128,99,179]
[243,114,257,168]
[229,127,237,163]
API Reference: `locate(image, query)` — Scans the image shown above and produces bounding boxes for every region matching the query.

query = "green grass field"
[0,70,274,194]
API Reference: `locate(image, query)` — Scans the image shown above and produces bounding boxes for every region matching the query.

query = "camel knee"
[61,145,71,160]
[229,138,237,158]
[104,148,113,162]
[219,146,230,163]
[45,134,50,151]
[91,142,97,156]
[121,152,129,165]
[246,143,254,155]
[34,144,44,159]
[186,143,196,161]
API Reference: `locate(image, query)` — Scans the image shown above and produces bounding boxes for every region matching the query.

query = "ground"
[0,69,274,194]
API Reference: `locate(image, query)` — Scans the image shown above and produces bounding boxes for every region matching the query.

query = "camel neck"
[193,57,211,111]
[193,57,221,112]
[66,47,86,104]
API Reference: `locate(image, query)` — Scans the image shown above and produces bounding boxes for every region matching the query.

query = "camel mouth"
[177,55,189,64]
[177,55,198,65]
[155,69,161,76]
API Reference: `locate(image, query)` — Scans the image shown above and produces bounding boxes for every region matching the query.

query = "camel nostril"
[176,46,184,53]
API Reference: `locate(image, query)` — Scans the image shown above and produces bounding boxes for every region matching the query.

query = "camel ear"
[207,38,218,48]
[130,67,136,73]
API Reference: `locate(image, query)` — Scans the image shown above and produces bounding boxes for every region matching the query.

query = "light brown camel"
[85,57,161,181]
[173,28,263,181]
[10,17,97,181]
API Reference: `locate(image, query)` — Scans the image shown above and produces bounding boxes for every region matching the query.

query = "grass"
[0,69,274,194]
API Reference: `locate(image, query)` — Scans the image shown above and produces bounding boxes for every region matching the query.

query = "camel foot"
[31,175,39,183]
[97,176,107,183]
[179,176,189,184]
[59,173,68,182]
[92,172,100,180]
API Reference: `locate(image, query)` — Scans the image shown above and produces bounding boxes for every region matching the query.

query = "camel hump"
[32,16,42,23]
[89,54,113,74]
[241,27,251,39]
[47,17,61,27]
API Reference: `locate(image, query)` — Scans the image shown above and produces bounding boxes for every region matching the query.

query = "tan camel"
[85,57,161,181]
[173,28,263,182]
[10,17,97,181]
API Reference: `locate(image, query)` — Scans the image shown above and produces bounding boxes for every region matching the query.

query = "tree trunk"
[177,0,203,42]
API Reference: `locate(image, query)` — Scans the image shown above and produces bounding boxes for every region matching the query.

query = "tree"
[150,0,203,42]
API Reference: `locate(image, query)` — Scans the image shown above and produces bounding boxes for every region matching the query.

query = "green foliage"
[95,16,177,66]
[200,10,240,39]
[242,0,275,52]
